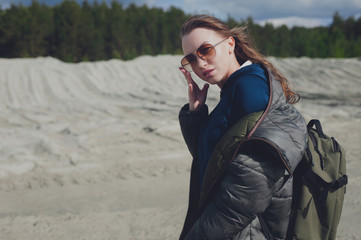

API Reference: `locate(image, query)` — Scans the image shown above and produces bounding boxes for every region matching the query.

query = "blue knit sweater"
[198,63,270,186]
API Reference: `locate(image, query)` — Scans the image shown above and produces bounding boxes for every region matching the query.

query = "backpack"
[287,119,348,240]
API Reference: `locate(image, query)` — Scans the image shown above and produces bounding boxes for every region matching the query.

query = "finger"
[179,67,186,75]
[202,83,209,91]
[185,71,193,85]
[188,83,193,94]
[188,83,196,101]
[179,67,197,87]
[201,83,209,99]
[179,67,189,80]
[201,83,209,94]
[188,83,197,108]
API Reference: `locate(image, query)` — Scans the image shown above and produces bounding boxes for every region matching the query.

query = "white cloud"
[184,0,198,4]
[257,16,332,28]
[177,0,361,26]
[351,0,361,7]
[144,0,155,5]
[0,0,13,9]
[0,2,10,9]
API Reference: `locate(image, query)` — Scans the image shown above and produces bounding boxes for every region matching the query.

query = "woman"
[178,15,308,240]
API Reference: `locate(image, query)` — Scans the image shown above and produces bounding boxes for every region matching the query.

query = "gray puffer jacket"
[179,66,307,240]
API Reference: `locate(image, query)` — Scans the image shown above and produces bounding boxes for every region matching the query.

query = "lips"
[202,69,214,78]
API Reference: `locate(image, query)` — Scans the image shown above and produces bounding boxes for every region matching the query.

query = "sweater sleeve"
[178,104,208,159]
[184,150,284,239]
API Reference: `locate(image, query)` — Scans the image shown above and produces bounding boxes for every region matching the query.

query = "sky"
[1,0,360,28]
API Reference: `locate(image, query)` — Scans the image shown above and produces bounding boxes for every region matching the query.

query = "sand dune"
[0,55,360,239]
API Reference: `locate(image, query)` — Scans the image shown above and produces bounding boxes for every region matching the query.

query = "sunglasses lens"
[181,54,196,72]
[180,43,216,72]
[197,44,215,59]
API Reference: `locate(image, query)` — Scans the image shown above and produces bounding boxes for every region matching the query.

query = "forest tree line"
[0,0,360,62]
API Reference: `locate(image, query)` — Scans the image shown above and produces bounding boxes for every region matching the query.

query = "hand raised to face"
[179,67,209,111]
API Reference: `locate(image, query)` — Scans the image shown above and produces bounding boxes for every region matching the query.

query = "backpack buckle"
[331,175,348,191]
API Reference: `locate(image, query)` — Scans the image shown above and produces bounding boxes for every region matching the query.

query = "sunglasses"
[181,38,228,72]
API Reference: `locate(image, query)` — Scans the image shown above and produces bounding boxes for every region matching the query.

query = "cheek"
[218,48,230,63]
[191,68,203,79]
[213,54,228,71]
[218,50,233,69]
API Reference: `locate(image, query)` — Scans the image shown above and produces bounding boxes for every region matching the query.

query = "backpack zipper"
[331,137,340,152]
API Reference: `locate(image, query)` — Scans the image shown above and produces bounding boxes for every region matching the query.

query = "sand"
[0,55,360,240]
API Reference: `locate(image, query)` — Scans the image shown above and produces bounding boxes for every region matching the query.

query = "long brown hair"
[180,14,299,104]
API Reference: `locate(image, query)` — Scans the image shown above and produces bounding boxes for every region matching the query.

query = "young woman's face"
[181,28,240,88]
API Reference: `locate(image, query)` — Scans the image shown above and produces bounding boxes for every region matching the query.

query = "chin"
[199,74,216,83]
[208,77,222,85]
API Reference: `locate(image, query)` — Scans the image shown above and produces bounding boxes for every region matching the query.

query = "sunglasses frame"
[181,38,228,72]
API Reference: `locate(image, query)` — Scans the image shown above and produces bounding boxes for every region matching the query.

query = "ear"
[228,37,236,54]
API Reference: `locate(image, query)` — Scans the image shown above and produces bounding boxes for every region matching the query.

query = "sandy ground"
[0,56,360,240]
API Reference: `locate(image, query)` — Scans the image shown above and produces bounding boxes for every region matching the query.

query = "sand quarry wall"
[0,56,360,239]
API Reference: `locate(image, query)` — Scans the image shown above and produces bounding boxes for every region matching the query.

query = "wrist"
[179,103,208,116]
